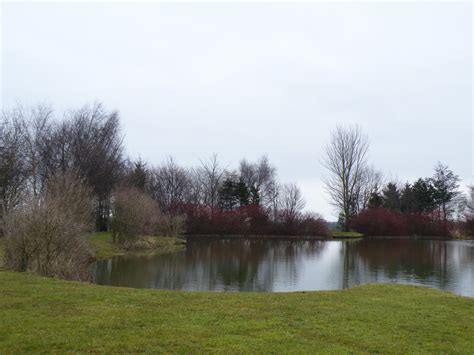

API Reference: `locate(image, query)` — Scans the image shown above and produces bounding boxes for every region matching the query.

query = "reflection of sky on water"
[94,239,474,297]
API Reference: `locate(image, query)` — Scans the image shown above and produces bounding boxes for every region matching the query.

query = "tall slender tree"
[431,162,460,222]
[322,125,369,231]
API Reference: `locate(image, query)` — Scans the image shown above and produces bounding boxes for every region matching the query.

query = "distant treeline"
[0,103,327,238]
[1,104,473,240]
[351,171,470,237]
[322,125,474,237]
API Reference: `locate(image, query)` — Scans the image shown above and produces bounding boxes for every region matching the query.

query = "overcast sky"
[1,2,472,219]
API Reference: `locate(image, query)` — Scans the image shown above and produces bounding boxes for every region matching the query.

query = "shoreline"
[184,234,327,240]
[1,270,473,353]
[184,234,468,241]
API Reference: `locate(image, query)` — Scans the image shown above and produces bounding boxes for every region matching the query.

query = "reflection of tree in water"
[340,239,474,291]
[95,239,327,291]
[184,239,327,291]
[94,251,190,289]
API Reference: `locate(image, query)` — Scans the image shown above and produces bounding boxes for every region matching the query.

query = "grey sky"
[1,2,472,219]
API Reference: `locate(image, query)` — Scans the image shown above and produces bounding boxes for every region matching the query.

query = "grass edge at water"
[0,271,473,353]
[90,232,185,260]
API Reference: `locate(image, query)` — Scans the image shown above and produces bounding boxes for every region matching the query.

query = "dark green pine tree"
[218,178,238,211]
[382,182,401,212]
[412,178,436,213]
[129,158,148,191]
[368,191,383,208]
[235,178,250,207]
[336,212,346,231]
[400,183,416,213]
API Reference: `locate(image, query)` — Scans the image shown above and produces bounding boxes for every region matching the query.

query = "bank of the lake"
[185,234,327,240]
[1,271,473,353]
[90,232,185,260]
[0,233,184,266]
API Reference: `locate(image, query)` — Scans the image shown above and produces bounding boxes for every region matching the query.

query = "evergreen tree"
[400,183,416,213]
[431,162,460,222]
[235,178,250,207]
[368,190,383,208]
[129,158,148,191]
[336,212,346,231]
[382,182,401,212]
[218,177,238,211]
[412,178,436,213]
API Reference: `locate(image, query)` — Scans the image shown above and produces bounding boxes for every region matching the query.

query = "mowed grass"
[331,231,364,239]
[90,232,185,259]
[1,271,473,353]
[90,232,126,259]
[0,239,4,269]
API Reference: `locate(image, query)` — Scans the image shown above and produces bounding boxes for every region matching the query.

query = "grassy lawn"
[0,239,4,269]
[331,231,364,239]
[1,271,473,353]
[90,232,185,260]
[90,232,126,259]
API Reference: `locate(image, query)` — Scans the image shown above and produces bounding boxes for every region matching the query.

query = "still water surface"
[94,238,474,296]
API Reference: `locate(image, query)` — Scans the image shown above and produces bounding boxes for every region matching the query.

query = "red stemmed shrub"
[465,216,474,237]
[351,208,407,236]
[181,203,327,236]
[351,208,450,237]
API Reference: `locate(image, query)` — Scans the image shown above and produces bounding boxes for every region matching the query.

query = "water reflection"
[93,238,474,296]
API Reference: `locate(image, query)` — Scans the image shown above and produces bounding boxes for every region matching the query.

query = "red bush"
[351,208,407,236]
[465,216,474,237]
[181,203,326,236]
[297,213,328,236]
[351,208,449,237]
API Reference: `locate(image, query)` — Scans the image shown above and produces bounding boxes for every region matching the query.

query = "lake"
[93,238,474,296]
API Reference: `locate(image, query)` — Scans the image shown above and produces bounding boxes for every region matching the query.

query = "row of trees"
[1,104,327,244]
[0,104,123,231]
[123,155,326,236]
[2,104,472,281]
[323,125,472,236]
[367,165,463,221]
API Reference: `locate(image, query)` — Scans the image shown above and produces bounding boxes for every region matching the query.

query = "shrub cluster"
[180,204,328,236]
[111,187,162,245]
[463,216,474,237]
[111,187,185,247]
[3,174,94,281]
[350,208,449,237]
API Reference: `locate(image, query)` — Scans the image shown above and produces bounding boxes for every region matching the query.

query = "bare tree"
[356,166,383,213]
[185,168,205,205]
[467,185,474,215]
[280,183,305,225]
[239,155,276,207]
[149,157,189,214]
[266,179,281,221]
[18,105,53,197]
[34,103,124,230]
[0,109,28,221]
[322,125,369,231]
[196,154,224,221]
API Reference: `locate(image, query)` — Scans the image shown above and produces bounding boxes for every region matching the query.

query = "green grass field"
[330,231,364,239]
[89,232,126,259]
[1,271,473,353]
[0,239,4,269]
[90,232,185,259]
